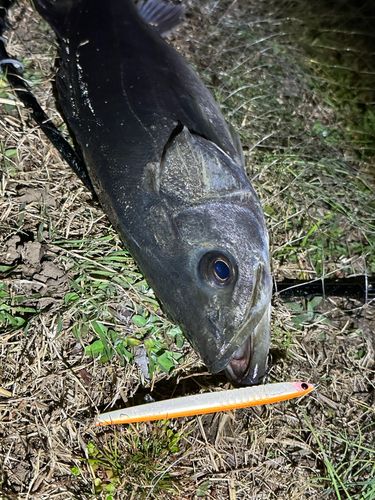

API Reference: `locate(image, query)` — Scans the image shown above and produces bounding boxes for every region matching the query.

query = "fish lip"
[223,333,267,386]
[223,336,255,386]
[215,302,271,385]
[208,266,272,377]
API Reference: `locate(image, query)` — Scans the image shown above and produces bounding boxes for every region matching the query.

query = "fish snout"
[224,304,271,386]
[224,337,253,383]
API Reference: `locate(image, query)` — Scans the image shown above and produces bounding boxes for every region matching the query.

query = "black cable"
[275,275,374,303]
[0,1,95,192]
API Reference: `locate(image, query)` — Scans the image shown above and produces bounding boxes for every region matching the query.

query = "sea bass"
[33,0,272,385]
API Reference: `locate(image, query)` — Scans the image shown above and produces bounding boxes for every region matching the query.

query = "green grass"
[202,16,375,282]
[0,140,19,179]
[53,235,187,379]
[210,7,375,498]
[305,414,375,500]
[0,232,187,379]
[79,421,186,499]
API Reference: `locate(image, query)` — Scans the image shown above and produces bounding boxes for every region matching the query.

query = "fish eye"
[199,251,236,288]
[214,259,230,280]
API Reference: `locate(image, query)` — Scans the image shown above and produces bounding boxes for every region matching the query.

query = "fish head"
[170,204,272,386]
[145,126,272,385]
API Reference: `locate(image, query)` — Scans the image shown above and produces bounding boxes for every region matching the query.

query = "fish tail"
[137,0,185,37]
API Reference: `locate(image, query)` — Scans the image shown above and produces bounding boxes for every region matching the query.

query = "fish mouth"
[224,336,265,386]
[224,337,254,384]
[223,304,270,386]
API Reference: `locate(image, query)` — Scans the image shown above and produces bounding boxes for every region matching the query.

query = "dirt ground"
[0,0,374,499]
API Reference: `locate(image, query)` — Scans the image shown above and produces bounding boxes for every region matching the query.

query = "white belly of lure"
[96,381,314,426]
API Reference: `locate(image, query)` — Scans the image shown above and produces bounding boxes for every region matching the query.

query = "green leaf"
[87,442,97,456]
[175,334,185,349]
[148,358,155,378]
[127,337,142,347]
[55,313,63,339]
[6,314,25,326]
[115,343,133,361]
[292,312,314,326]
[64,292,80,304]
[157,352,174,373]
[70,467,81,476]
[91,322,113,361]
[85,340,105,357]
[91,321,108,336]
[72,324,81,339]
[5,148,17,158]
[144,338,155,350]
[287,301,303,312]
[307,296,323,311]
[196,480,210,497]
[11,307,36,314]
[132,315,147,327]
[302,213,333,246]
[171,352,183,362]
[0,264,15,273]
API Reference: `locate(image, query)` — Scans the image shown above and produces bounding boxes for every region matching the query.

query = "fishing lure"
[96,381,314,426]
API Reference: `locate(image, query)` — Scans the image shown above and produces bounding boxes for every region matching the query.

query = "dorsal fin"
[137,0,185,37]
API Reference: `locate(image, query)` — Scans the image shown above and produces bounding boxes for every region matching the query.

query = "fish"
[32,0,272,385]
[96,382,314,425]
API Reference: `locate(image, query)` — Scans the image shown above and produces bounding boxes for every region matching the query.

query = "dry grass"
[0,0,374,499]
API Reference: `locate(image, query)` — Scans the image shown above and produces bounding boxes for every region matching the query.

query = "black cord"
[0,2,95,193]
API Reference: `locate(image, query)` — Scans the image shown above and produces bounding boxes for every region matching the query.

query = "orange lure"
[96,381,314,426]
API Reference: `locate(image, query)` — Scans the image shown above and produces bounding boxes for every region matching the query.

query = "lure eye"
[199,251,236,288]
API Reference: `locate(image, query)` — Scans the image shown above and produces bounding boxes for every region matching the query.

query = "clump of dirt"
[1,234,44,271]
[0,230,69,311]
[15,186,57,207]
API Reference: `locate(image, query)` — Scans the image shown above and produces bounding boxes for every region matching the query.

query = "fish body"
[33,0,272,384]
